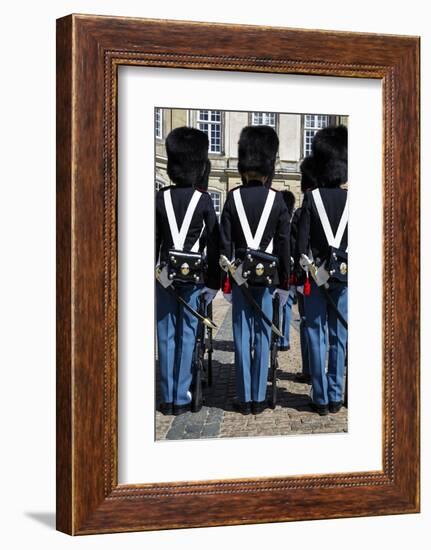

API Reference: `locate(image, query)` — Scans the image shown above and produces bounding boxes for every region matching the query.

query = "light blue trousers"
[232,284,274,402]
[156,283,201,405]
[303,280,348,405]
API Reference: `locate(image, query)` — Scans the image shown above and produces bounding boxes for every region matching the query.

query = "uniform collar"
[244,179,266,187]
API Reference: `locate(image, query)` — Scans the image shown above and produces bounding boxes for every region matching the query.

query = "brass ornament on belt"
[340,262,347,275]
[180,262,190,276]
[255,263,265,277]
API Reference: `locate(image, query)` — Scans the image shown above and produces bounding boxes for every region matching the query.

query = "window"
[303,114,329,157]
[155,108,163,139]
[209,190,222,221]
[251,112,276,128]
[197,110,222,153]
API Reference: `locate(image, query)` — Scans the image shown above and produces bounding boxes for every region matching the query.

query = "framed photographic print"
[149,106,349,443]
[56,14,420,535]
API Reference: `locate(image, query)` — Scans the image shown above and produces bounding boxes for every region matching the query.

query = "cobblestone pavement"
[156,295,348,440]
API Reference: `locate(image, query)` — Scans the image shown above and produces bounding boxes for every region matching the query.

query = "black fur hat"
[237,125,279,179]
[282,190,296,216]
[300,156,319,193]
[165,127,209,187]
[196,159,212,191]
[312,125,348,187]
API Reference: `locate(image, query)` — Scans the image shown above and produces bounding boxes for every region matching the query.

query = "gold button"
[180,263,190,276]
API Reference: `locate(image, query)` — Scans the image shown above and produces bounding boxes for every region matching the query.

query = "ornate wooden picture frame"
[56,14,420,535]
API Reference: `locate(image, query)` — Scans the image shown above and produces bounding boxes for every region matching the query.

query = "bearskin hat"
[197,159,212,191]
[300,156,319,193]
[237,125,279,179]
[165,127,209,187]
[282,190,296,217]
[311,125,348,187]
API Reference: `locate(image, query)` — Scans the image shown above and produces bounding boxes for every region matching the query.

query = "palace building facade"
[155,108,347,216]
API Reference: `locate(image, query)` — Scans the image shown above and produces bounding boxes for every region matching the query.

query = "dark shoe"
[158,402,173,415]
[294,373,312,384]
[191,401,203,413]
[252,401,267,415]
[278,345,290,351]
[232,400,252,415]
[310,402,329,416]
[329,401,343,414]
[173,403,191,416]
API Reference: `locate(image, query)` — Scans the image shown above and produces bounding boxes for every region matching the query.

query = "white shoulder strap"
[254,190,276,250]
[164,189,202,251]
[312,189,348,250]
[233,189,254,248]
[233,188,276,252]
[190,221,205,253]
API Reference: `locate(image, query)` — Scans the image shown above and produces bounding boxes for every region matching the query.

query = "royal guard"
[155,127,221,416]
[278,191,296,352]
[219,125,291,415]
[297,125,348,415]
[291,157,319,384]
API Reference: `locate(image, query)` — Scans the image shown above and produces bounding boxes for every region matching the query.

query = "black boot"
[329,401,343,414]
[158,402,173,416]
[232,400,252,415]
[310,402,329,416]
[251,401,267,415]
[173,403,191,416]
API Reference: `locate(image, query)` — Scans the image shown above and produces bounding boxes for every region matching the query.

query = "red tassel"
[304,273,311,296]
[223,275,232,295]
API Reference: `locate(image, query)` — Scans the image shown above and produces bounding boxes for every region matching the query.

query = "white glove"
[223,292,232,303]
[275,288,289,307]
[201,287,218,305]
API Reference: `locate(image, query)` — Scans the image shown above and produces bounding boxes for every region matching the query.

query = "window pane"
[209,191,221,220]
[303,114,330,156]
[198,110,209,121]
[304,114,329,130]
[252,112,276,128]
[155,108,162,139]
[210,110,221,122]
[198,122,209,134]
[252,112,261,125]
[197,110,222,153]
[304,130,316,157]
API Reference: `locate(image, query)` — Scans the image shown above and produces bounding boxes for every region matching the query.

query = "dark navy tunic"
[155,185,221,290]
[297,187,348,262]
[219,181,291,289]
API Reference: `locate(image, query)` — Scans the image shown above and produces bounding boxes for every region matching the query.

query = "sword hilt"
[203,317,217,331]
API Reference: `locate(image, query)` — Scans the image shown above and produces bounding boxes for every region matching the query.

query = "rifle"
[191,299,214,412]
[269,293,281,409]
[206,301,214,387]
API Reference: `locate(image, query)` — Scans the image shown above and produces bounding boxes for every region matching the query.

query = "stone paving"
[155,294,348,440]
